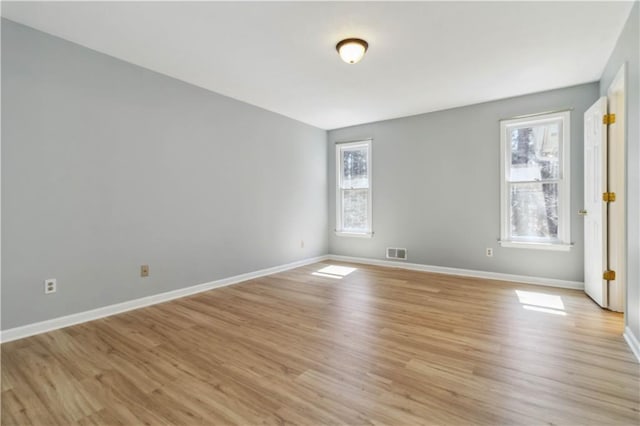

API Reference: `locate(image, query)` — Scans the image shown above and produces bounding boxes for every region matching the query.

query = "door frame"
[606,64,626,313]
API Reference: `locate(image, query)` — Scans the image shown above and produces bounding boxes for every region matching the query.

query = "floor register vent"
[386,248,407,260]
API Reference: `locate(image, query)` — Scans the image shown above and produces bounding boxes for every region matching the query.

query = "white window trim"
[499,111,572,251]
[336,139,373,238]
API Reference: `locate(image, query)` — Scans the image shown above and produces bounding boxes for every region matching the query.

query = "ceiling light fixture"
[336,38,368,64]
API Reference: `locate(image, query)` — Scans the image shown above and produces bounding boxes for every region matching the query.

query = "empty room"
[1,1,639,424]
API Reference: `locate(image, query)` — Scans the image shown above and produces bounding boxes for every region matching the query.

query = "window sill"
[335,231,373,238]
[499,240,573,251]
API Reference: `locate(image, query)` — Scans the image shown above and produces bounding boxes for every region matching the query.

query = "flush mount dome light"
[336,38,368,64]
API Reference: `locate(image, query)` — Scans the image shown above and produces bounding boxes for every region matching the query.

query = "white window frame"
[499,111,572,251]
[336,139,373,238]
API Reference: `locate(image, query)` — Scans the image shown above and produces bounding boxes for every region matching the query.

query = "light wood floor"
[2,262,639,425]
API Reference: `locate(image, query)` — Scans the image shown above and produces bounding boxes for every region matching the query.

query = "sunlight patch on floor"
[312,272,344,279]
[522,305,567,316]
[311,265,357,280]
[516,290,566,315]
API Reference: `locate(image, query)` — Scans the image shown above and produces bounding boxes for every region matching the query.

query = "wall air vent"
[386,247,407,260]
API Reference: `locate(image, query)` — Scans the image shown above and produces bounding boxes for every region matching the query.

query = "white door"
[583,97,608,307]
[606,66,626,312]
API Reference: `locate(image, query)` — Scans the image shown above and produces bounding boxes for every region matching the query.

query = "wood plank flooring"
[2,261,639,425]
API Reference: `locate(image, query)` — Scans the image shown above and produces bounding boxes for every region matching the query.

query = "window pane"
[509,120,561,182]
[510,182,558,240]
[342,147,368,189]
[342,189,368,232]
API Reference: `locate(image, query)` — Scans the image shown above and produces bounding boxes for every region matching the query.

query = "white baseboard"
[0,253,588,343]
[623,327,640,363]
[327,254,584,290]
[0,255,330,343]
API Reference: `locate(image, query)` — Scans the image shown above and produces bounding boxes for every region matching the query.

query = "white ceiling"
[2,1,635,130]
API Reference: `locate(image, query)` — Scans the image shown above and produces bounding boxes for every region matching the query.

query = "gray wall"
[328,83,599,282]
[1,19,328,330]
[599,2,640,340]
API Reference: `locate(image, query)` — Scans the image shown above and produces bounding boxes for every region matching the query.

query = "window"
[336,140,372,237]
[500,111,571,250]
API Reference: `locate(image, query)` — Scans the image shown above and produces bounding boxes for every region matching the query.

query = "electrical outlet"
[486,248,494,257]
[141,265,149,277]
[44,278,57,294]
[300,240,305,249]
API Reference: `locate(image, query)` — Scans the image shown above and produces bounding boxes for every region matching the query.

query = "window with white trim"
[336,140,372,237]
[500,111,571,250]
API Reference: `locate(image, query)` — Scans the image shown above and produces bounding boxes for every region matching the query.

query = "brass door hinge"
[603,113,616,125]
[603,270,616,281]
[602,114,616,124]
[602,192,616,202]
